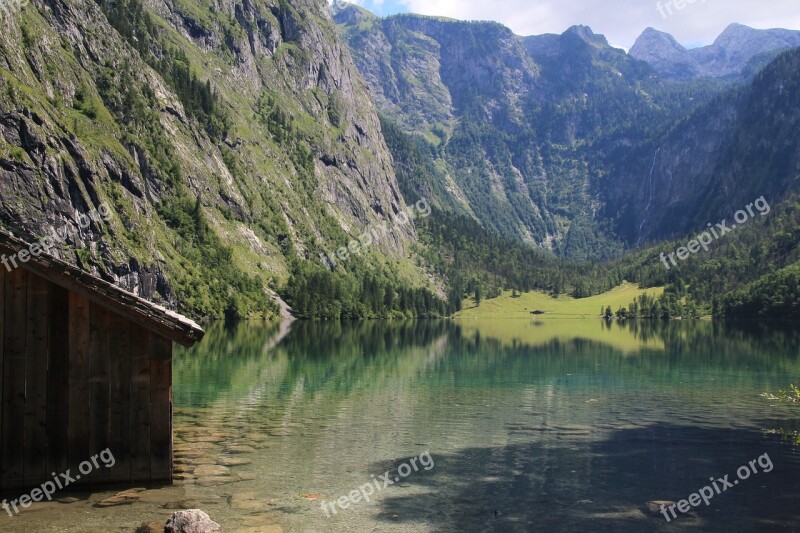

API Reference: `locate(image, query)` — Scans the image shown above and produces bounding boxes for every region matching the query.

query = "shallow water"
[4,319,800,532]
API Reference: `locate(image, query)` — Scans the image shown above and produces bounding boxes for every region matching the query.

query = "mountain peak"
[564,25,609,46]
[628,27,698,78]
[631,27,685,49]
[721,22,753,32]
[631,24,800,79]
[331,1,376,23]
[713,23,758,45]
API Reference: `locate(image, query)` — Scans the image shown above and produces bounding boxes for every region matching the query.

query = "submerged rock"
[196,475,240,487]
[93,490,141,508]
[224,445,257,454]
[217,457,252,467]
[136,522,166,533]
[162,500,201,510]
[165,509,221,533]
[645,500,675,516]
[194,464,231,477]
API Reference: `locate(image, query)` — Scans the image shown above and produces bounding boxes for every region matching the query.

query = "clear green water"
[5,319,800,532]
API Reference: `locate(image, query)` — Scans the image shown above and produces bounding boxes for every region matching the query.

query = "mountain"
[335,8,558,243]
[3,0,799,320]
[335,6,726,258]
[0,0,439,318]
[627,28,702,79]
[630,24,800,79]
[603,46,800,244]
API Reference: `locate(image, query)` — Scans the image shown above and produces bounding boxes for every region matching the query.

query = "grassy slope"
[455,282,665,319]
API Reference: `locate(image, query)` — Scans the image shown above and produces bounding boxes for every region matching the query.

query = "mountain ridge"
[630,23,800,79]
[335,4,734,257]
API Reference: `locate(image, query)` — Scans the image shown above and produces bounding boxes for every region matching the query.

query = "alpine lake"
[5,319,800,532]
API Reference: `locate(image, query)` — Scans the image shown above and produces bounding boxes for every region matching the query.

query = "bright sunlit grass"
[455,282,665,319]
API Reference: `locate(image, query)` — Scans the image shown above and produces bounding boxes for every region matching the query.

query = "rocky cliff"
[0,0,422,317]
[630,24,800,79]
[604,47,800,244]
[335,6,557,247]
[335,7,725,258]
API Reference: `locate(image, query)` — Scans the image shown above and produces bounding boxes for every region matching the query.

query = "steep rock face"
[604,48,800,244]
[154,0,409,232]
[0,0,181,298]
[628,27,701,79]
[341,13,455,136]
[338,8,725,258]
[392,16,540,118]
[335,7,538,136]
[694,24,800,78]
[335,7,555,247]
[0,0,416,316]
[630,24,800,79]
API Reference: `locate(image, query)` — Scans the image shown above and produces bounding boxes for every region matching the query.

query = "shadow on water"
[372,424,800,532]
[167,318,800,531]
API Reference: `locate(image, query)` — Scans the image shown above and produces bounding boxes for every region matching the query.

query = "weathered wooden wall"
[0,266,173,491]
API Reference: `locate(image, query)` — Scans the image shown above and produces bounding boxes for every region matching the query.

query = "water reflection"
[168,319,800,531]
[6,319,798,532]
[175,319,800,407]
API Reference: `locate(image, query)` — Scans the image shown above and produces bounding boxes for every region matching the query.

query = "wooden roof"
[0,230,204,347]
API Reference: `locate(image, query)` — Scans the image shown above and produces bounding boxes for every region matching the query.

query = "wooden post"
[130,325,151,481]
[150,335,173,482]
[24,274,49,485]
[2,268,27,488]
[88,303,111,483]
[47,284,70,477]
[68,292,91,474]
[108,314,131,483]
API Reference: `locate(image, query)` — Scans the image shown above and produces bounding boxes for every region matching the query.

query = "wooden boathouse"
[0,231,204,491]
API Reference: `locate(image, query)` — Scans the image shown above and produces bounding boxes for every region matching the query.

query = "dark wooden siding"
[0,268,173,491]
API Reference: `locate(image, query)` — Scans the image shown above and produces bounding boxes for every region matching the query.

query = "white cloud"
[394,0,800,48]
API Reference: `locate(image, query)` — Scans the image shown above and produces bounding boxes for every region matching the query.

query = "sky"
[333,0,800,50]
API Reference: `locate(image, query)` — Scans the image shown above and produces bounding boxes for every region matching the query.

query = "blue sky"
[349,0,406,17]
[335,0,800,50]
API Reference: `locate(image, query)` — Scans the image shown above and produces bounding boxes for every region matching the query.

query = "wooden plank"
[67,292,90,476]
[150,335,172,482]
[0,234,203,347]
[2,268,27,488]
[24,273,49,486]
[130,324,151,482]
[46,284,70,476]
[108,314,131,483]
[88,302,111,484]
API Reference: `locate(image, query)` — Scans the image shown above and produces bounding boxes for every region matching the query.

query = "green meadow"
[456,283,665,320]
